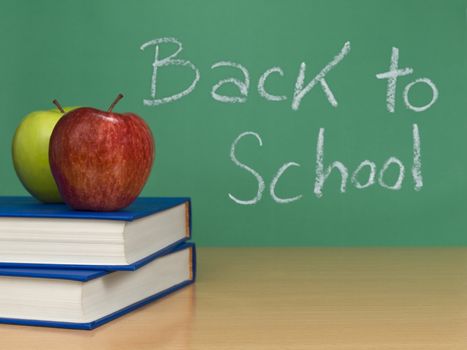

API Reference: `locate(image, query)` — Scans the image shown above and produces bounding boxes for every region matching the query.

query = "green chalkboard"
[0,0,466,245]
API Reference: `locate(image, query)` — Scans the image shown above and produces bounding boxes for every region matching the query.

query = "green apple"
[12,105,78,203]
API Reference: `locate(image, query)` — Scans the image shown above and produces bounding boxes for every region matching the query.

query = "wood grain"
[1,247,467,350]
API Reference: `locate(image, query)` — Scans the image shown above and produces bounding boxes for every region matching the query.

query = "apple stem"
[108,93,124,112]
[52,99,65,114]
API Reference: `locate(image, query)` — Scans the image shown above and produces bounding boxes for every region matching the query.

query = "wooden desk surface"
[1,247,467,350]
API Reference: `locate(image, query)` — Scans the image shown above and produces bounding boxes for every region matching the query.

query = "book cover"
[0,242,196,330]
[0,196,191,221]
[0,196,192,270]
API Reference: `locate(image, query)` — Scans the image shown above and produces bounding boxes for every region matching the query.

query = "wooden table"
[1,248,467,350]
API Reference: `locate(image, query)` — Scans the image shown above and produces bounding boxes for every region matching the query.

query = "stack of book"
[0,196,195,330]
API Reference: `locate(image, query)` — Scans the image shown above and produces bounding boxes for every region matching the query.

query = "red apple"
[49,94,154,211]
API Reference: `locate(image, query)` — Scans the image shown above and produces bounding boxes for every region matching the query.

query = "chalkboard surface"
[0,0,465,245]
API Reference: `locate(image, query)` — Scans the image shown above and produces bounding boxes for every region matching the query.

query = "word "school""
[228,124,422,205]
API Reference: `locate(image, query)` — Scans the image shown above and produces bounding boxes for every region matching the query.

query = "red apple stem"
[108,93,124,112]
[52,99,65,113]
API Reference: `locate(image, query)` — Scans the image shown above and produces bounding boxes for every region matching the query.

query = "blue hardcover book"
[0,242,196,330]
[0,196,191,270]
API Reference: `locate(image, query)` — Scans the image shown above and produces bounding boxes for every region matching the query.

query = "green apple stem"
[108,93,124,112]
[52,99,65,114]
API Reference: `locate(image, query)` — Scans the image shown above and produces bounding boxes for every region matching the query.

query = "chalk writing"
[139,38,437,205]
